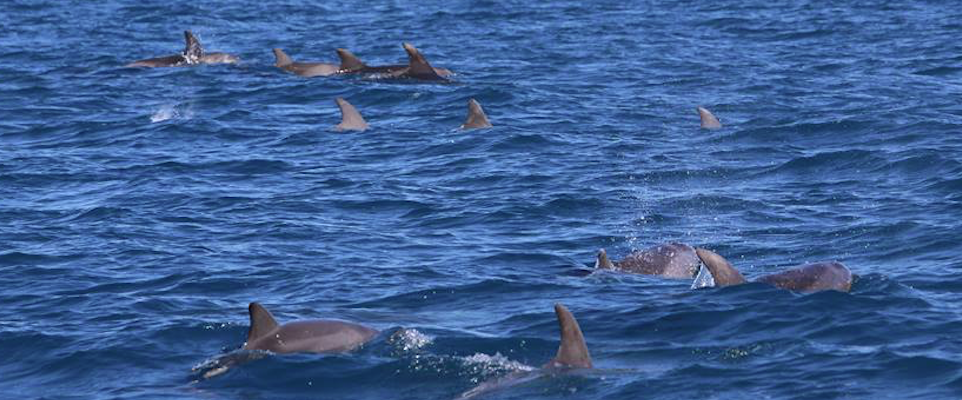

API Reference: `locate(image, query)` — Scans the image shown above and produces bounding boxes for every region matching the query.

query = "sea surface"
[3,1,962,399]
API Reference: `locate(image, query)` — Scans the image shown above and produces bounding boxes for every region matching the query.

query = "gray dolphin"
[333,98,368,132]
[693,248,853,292]
[595,243,700,279]
[272,48,340,77]
[243,302,378,353]
[334,46,453,79]
[697,106,722,129]
[127,30,239,68]
[458,303,591,399]
[461,99,493,129]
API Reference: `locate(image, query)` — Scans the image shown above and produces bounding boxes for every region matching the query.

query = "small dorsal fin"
[247,302,279,344]
[336,48,367,72]
[273,48,293,67]
[183,30,203,63]
[697,106,722,129]
[547,303,592,369]
[461,99,492,129]
[694,248,746,286]
[334,98,369,132]
[402,43,444,80]
[595,249,615,269]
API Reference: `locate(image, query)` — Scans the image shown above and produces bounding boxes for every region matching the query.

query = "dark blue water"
[3,1,962,399]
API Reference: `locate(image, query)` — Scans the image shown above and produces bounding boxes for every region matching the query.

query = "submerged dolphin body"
[595,243,700,279]
[335,44,453,81]
[127,31,239,68]
[461,99,493,129]
[333,98,368,132]
[243,302,378,353]
[693,248,853,292]
[272,48,340,77]
[458,304,592,399]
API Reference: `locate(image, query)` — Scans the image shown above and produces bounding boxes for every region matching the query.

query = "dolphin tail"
[402,43,444,80]
[595,249,615,269]
[273,48,293,67]
[694,248,746,286]
[547,303,592,369]
[183,30,204,63]
[334,98,369,132]
[461,99,492,129]
[336,48,367,72]
[697,106,722,129]
[247,302,279,344]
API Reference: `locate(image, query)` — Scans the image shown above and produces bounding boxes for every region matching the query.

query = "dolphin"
[272,48,340,77]
[461,99,493,129]
[243,302,378,353]
[335,46,453,78]
[333,98,368,132]
[127,30,239,68]
[595,243,700,279]
[458,303,591,399]
[693,248,853,292]
[697,106,722,129]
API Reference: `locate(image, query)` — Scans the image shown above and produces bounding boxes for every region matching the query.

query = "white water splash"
[150,103,192,123]
[388,328,434,353]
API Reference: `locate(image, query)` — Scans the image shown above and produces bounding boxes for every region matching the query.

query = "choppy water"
[3,1,962,399]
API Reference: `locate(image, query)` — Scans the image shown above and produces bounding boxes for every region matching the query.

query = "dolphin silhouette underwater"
[127,30,239,68]
[458,303,592,399]
[692,248,853,292]
[595,242,700,279]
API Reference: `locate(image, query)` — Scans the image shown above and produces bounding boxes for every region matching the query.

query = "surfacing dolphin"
[692,248,853,292]
[595,242,700,279]
[333,98,368,132]
[127,30,239,68]
[335,46,453,78]
[244,302,378,353]
[461,99,493,129]
[272,48,340,77]
[697,106,722,129]
[458,303,591,399]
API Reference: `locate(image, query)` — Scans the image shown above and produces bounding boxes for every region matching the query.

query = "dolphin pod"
[693,247,853,292]
[127,30,239,68]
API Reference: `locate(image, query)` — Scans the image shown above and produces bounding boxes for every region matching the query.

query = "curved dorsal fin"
[336,48,367,71]
[461,99,492,129]
[334,98,369,132]
[697,106,722,129]
[595,249,615,269]
[273,48,293,67]
[183,30,203,63]
[548,303,592,369]
[247,302,279,344]
[402,43,443,80]
[694,248,746,286]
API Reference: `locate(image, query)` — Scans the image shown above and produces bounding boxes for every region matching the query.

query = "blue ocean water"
[3,0,962,399]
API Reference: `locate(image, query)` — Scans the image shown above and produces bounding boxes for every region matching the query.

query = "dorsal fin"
[247,302,279,344]
[334,98,369,132]
[595,249,615,269]
[183,30,203,63]
[694,248,746,286]
[402,43,444,80]
[336,48,367,71]
[697,106,722,129]
[547,303,592,369]
[461,99,492,129]
[273,48,293,67]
